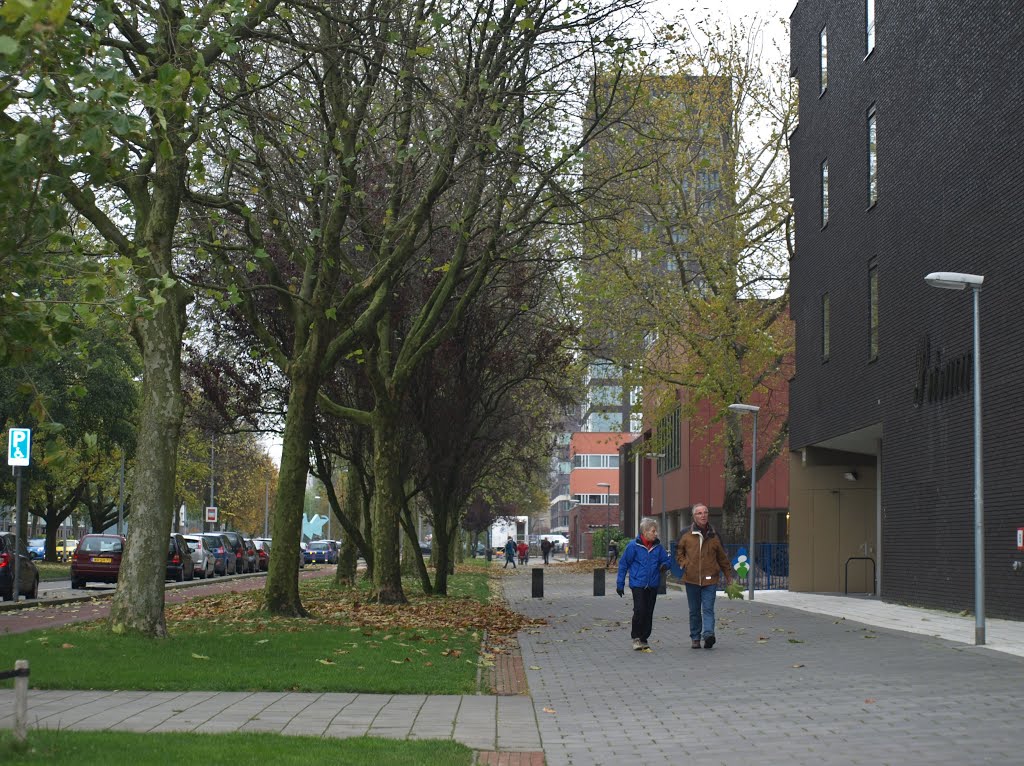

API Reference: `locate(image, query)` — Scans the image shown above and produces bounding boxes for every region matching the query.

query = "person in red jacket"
[517,540,529,565]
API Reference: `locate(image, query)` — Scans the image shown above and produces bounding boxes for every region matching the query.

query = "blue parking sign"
[7,428,31,466]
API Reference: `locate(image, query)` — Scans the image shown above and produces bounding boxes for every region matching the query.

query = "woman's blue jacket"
[616,536,671,590]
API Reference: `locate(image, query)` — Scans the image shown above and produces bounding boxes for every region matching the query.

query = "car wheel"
[28,574,39,600]
[71,577,85,589]
[1,589,11,602]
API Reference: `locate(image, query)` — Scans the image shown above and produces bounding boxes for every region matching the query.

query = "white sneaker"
[632,638,643,650]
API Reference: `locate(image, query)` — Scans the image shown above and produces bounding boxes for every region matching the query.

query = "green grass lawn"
[34,562,70,582]
[0,570,496,694]
[1,730,473,765]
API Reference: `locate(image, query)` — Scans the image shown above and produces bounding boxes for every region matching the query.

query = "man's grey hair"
[691,503,709,517]
[639,517,659,534]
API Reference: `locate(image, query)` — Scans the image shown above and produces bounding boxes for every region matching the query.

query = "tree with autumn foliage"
[173,0,649,612]
[576,15,795,541]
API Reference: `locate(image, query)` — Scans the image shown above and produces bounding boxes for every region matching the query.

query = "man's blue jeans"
[685,583,717,640]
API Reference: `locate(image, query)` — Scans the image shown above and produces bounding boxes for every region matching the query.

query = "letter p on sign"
[7,428,31,467]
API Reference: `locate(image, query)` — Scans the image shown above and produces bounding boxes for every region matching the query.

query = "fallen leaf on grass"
[61,643,75,649]
[317,659,335,665]
[191,653,210,660]
[256,639,269,644]
[390,658,410,664]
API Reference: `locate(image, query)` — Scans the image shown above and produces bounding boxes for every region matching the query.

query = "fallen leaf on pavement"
[864,698,876,704]
[543,707,556,714]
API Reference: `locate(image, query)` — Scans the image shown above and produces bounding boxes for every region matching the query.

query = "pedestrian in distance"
[517,540,529,565]
[676,503,733,649]
[540,538,552,565]
[606,537,619,567]
[503,536,517,569]
[616,517,672,651]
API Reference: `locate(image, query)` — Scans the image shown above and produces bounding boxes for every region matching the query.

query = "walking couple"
[615,504,732,651]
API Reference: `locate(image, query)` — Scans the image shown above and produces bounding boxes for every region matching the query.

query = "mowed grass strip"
[0,567,540,694]
[1,730,473,765]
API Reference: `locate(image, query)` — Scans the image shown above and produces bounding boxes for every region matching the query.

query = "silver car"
[182,534,216,579]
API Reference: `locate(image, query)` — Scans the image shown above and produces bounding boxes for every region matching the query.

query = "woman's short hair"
[639,517,658,534]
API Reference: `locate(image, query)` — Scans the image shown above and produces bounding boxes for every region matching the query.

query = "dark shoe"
[639,640,649,649]
[703,635,716,649]
[691,639,701,649]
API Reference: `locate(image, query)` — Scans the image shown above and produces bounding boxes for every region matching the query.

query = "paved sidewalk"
[503,568,1022,766]
[0,688,540,753]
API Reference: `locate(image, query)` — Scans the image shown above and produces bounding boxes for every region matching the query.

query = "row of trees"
[2,1,795,636]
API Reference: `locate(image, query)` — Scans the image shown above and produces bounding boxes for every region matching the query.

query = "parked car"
[183,534,216,579]
[166,534,194,582]
[298,540,306,569]
[200,533,237,576]
[252,539,271,571]
[56,538,78,562]
[26,538,45,560]
[304,540,337,565]
[240,538,259,573]
[70,534,125,589]
[419,541,432,555]
[0,533,39,601]
[219,531,249,574]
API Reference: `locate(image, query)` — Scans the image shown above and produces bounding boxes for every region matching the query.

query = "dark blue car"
[304,540,338,564]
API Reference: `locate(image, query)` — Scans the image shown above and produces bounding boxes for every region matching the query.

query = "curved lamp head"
[925,271,984,290]
[728,403,761,414]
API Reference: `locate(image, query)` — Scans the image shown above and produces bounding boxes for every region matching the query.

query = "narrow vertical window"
[822,293,831,361]
[866,0,875,55]
[867,106,877,206]
[869,263,879,361]
[820,27,828,94]
[821,159,829,227]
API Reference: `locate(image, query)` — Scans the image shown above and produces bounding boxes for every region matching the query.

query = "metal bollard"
[658,570,667,595]
[532,568,543,598]
[594,568,606,596]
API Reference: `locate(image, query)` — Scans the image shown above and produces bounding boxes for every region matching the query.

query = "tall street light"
[925,270,985,645]
[729,403,760,601]
[597,482,611,561]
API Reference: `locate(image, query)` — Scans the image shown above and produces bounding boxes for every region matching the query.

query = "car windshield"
[80,536,122,553]
[28,538,44,546]
[185,540,201,551]
[309,542,330,551]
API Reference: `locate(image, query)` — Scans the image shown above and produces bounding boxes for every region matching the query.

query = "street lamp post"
[597,482,611,562]
[729,403,760,601]
[925,271,985,645]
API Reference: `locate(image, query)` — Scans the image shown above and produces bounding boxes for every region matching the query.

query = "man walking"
[541,538,552,564]
[676,503,733,649]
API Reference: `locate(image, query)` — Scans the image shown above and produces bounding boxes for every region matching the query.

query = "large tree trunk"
[334,468,361,586]
[370,402,406,604]
[265,351,321,617]
[110,290,188,637]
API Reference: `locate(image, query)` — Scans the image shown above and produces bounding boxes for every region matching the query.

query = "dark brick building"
[788,0,1024,618]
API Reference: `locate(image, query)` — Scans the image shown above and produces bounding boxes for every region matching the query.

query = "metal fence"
[668,542,789,591]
